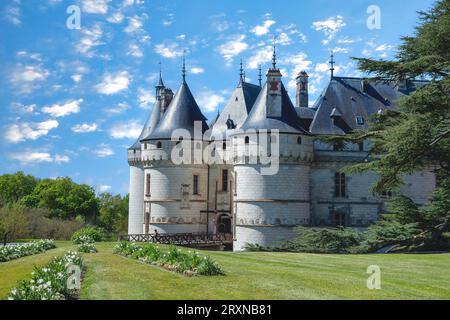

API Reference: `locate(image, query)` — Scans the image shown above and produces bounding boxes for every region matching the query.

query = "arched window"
[222,142,227,150]
[156,141,162,149]
[144,143,148,150]
[297,136,302,144]
[245,136,249,144]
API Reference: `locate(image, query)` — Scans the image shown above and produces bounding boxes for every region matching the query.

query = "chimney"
[361,78,369,93]
[266,45,282,117]
[160,88,174,118]
[296,71,309,108]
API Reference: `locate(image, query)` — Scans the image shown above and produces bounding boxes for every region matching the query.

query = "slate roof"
[129,98,162,149]
[209,81,261,139]
[239,82,309,134]
[142,81,209,141]
[309,76,429,135]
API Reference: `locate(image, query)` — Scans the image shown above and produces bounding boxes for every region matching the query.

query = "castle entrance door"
[216,214,232,241]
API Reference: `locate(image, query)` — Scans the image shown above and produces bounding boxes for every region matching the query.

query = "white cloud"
[127,43,143,58]
[107,11,124,23]
[54,154,70,164]
[9,152,53,165]
[95,71,130,95]
[312,16,346,44]
[42,99,82,118]
[276,32,292,46]
[217,35,248,65]
[137,88,155,109]
[251,19,276,36]
[124,15,145,33]
[154,42,184,59]
[71,74,83,82]
[109,120,142,139]
[197,90,226,113]
[5,119,59,144]
[375,44,394,51]
[315,63,329,73]
[162,13,175,26]
[10,64,50,93]
[98,184,111,193]
[95,144,115,157]
[82,0,110,14]
[71,123,98,133]
[75,23,104,57]
[190,67,204,74]
[10,102,37,114]
[247,45,273,69]
[105,102,130,114]
[4,4,21,26]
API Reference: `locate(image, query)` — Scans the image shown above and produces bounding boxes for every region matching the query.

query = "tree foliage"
[20,177,99,221]
[0,171,37,206]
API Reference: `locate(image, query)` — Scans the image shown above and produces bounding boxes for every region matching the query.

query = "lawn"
[1,241,449,300]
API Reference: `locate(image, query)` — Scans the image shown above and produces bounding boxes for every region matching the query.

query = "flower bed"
[75,235,97,253]
[114,242,225,276]
[8,251,84,300]
[0,240,56,262]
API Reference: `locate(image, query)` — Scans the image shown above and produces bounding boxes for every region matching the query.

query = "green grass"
[1,241,449,299]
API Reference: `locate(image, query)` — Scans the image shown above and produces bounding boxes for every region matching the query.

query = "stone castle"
[127,49,435,251]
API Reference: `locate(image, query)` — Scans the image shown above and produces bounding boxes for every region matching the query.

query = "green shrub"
[71,227,107,243]
[279,227,365,254]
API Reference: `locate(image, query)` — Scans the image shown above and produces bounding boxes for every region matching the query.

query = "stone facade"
[127,55,436,251]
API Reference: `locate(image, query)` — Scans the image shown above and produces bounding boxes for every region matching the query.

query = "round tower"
[127,69,166,235]
[140,57,210,235]
[230,47,314,251]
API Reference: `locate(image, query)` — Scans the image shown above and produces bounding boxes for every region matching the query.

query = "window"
[145,174,151,196]
[222,142,227,150]
[144,143,148,150]
[156,141,162,149]
[193,175,199,195]
[245,136,249,144]
[356,116,365,125]
[358,142,364,151]
[334,172,346,198]
[222,169,228,192]
[297,136,302,144]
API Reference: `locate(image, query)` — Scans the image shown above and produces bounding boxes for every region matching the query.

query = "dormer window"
[226,117,236,129]
[356,116,365,125]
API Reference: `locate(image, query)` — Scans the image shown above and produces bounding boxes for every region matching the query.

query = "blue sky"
[0,0,435,195]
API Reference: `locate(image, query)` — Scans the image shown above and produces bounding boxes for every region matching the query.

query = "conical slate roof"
[209,81,261,139]
[129,99,162,149]
[143,81,209,140]
[240,82,309,134]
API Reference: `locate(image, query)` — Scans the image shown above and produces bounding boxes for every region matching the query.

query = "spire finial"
[272,36,277,69]
[182,50,186,82]
[258,64,262,87]
[329,51,335,79]
[239,58,244,83]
